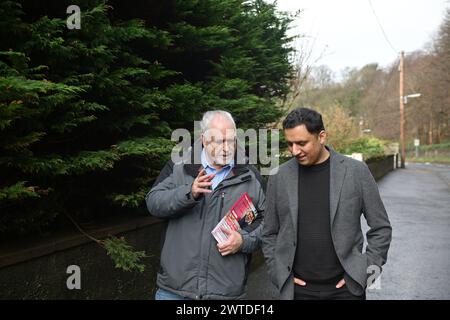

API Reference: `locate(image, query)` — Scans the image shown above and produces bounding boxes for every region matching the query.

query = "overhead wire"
[367,0,398,54]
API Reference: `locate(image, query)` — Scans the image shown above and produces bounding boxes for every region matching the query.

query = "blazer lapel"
[329,148,347,228]
[285,158,299,235]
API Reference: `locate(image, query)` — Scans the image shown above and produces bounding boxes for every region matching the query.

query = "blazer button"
[287,266,291,272]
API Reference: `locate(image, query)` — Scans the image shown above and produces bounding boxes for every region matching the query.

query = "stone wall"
[366,155,396,181]
[0,220,163,299]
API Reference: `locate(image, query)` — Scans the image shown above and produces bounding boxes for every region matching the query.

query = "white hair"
[200,110,236,134]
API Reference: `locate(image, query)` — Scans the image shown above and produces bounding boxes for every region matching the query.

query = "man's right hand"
[191,169,215,200]
[294,277,306,286]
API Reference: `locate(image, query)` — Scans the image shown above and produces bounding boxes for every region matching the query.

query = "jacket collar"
[329,147,347,227]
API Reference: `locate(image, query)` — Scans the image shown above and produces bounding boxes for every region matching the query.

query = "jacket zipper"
[199,197,206,220]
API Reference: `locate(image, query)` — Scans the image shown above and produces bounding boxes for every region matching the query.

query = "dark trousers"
[294,284,366,300]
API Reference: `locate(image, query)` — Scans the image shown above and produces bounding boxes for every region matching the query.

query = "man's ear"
[318,130,327,145]
[201,134,206,148]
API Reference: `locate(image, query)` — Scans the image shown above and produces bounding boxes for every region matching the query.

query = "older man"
[146,110,265,300]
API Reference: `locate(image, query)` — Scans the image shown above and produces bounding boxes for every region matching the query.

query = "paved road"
[247,163,450,300]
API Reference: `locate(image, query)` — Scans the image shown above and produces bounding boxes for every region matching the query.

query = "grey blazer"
[261,147,392,299]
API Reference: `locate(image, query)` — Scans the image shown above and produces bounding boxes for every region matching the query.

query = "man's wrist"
[186,187,200,201]
[237,231,245,252]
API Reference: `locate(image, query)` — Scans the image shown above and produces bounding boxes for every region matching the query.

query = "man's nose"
[292,143,302,155]
[222,142,229,152]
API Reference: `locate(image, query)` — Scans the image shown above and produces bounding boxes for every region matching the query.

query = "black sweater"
[293,156,345,290]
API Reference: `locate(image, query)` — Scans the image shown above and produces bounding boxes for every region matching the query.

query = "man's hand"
[217,228,243,256]
[294,277,306,286]
[294,277,345,288]
[336,278,346,288]
[191,169,215,200]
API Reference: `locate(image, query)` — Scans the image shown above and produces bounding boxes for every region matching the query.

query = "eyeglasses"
[205,138,236,147]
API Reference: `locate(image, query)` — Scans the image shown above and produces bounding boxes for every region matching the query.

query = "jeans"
[155,288,193,300]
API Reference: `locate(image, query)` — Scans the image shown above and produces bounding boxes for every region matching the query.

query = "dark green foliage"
[103,236,148,273]
[0,0,294,237]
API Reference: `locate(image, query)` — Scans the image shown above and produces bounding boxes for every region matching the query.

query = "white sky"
[275,0,449,76]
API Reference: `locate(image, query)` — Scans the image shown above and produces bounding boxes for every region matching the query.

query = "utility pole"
[399,51,405,168]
